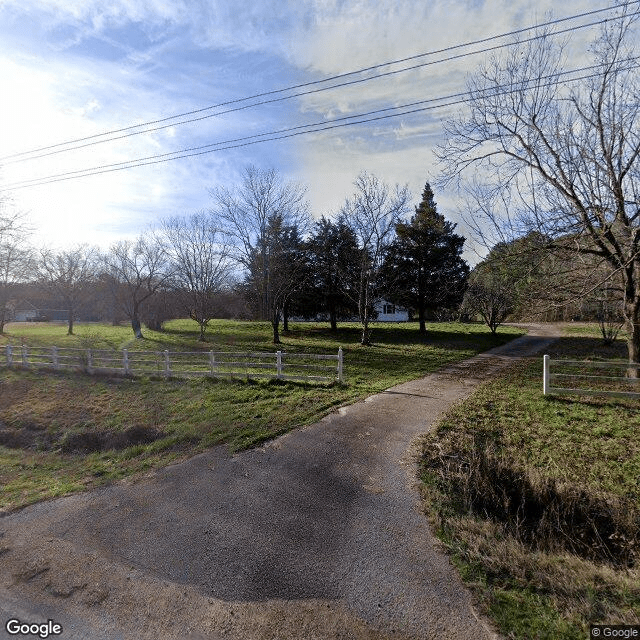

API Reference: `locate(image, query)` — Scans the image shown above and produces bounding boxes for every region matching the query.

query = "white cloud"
[0,0,616,256]
[0,0,188,29]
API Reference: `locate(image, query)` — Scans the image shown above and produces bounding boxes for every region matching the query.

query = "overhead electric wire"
[1,1,637,165]
[5,59,636,192]
[2,14,633,166]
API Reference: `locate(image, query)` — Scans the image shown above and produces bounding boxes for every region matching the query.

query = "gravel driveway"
[0,325,560,640]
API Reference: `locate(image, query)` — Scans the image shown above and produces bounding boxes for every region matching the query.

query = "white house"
[12,301,69,322]
[291,299,410,323]
[375,300,409,322]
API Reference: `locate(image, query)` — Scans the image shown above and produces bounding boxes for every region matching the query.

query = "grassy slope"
[0,319,521,512]
[420,325,640,639]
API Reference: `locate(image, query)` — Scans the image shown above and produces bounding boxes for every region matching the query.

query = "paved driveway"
[0,325,559,640]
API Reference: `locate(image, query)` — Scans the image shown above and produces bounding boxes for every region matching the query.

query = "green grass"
[560,322,628,340]
[0,318,522,512]
[420,323,640,639]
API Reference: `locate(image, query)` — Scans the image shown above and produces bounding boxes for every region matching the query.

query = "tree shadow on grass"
[549,395,637,410]
[156,321,524,355]
[545,335,627,361]
[288,322,522,348]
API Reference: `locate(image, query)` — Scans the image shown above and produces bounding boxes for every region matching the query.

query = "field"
[0,318,522,512]
[420,324,640,638]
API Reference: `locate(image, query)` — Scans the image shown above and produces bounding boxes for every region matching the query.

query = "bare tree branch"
[37,245,98,335]
[438,9,640,365]
[101,235,171,338]
[163,212,232,341]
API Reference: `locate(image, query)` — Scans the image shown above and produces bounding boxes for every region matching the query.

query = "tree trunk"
[131,303,143,339]
[360,319,370,345]
[131,317,143,338]
[361,304,371,345]
[360,273,371,345]
[0,309,6,334]
[199,322,206,342]
[329,308,338,332]
[272,309,281,344]
[67,308,74,336]
[283,303,289,332]
[625,311,639,379]
[418,300,426,335]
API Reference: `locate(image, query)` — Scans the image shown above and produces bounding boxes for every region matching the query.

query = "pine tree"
[297,217,360,330]
[381,183,469,334]
[245,212,307,343]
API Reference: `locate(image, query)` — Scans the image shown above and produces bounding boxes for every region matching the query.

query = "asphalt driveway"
[0,325,559,640]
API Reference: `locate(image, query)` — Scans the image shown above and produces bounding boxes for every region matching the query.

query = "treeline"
[463,231,627,339]
[0,167,470,344]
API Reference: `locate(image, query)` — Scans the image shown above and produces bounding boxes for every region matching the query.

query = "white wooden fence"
[3,345,344,384]
[543,355,640,399]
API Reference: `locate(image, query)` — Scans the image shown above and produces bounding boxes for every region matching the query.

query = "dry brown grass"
[420,330,640,638]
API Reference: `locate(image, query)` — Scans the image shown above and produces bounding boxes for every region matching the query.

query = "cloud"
[0,0,309,59]
[0,0,188,31]
[288,0,601,115]
[0,0,615,255]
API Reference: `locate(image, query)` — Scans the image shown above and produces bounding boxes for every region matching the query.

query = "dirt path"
[0,324,560,640]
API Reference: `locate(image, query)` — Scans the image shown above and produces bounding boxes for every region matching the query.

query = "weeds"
[423,429,638,567]
[420,327,640,637]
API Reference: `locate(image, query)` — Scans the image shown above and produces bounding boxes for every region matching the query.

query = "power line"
[3,13,632,166]
[5,61,635,192]
[1,1,637,164]
[4,63,633,189]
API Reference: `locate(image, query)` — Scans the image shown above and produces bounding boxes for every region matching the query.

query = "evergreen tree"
[381,183,469,334]
[244,212,307,343]
[299,217,361,330]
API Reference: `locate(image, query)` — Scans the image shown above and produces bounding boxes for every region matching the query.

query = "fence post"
[209,351,216,377]
[164,350,171,379]
[543,354,550,395]
[123,349,130,375]
[6,345,12,366]
[52,346,59,370]
[338,347,344,383]
[276,351,283,379]
[22,346,28,367]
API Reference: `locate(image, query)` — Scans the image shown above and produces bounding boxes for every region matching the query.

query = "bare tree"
[595,283,625,345]
[37,245,97,335]
[101,235,171,338]
[0,197,31,333]
[210,165,311,343]
[462,262,515,334]
[437,9,640,367]
[340,172,411,345]
[163,212,232,341]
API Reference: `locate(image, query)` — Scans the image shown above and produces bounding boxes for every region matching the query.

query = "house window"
[383,304,395,315]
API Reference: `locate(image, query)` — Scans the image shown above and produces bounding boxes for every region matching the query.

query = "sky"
[0,0,615,261]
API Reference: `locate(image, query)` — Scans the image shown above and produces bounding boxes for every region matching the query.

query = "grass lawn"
[0,318,522,512]
[420,324,640,639]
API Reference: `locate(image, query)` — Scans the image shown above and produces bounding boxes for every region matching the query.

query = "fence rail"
[543,355,640,399]
[3,345,344,384]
